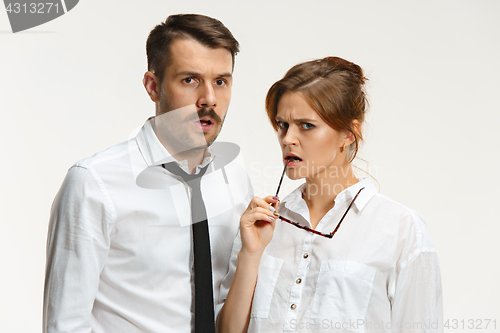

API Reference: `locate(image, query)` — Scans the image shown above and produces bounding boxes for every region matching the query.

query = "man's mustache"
[188,108,222,124]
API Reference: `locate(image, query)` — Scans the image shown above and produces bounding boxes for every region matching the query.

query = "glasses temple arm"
[272,160,290,208]
[329,187,365,236]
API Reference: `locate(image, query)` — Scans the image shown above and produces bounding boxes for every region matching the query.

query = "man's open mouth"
[193,118,215,132]
[199,119,212,127]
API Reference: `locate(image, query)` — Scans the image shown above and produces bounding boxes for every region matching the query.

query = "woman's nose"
[281,126,298,146]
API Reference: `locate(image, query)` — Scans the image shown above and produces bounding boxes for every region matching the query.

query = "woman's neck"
[302,163,358,227]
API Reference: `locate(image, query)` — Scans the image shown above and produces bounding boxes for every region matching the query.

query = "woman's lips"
[285,156,302,167]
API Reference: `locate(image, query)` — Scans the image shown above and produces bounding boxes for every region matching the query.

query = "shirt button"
[291,304,297,310]
[303,253,309,259]
[296,278,302,284]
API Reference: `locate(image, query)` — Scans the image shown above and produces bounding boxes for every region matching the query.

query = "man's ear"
[143,71,160,103]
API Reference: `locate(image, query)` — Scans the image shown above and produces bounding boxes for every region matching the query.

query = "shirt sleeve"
[43,166,112,333]
[214,174,253,320]
[390,212,443,333]
[215,230,242,319]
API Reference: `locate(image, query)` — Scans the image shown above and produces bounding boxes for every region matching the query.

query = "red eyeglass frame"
[273,159,364,239]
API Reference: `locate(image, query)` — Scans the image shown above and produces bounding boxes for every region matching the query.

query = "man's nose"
[197,83,217,109]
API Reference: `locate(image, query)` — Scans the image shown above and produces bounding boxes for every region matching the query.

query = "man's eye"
[301,123,314,129]
[215,79,226,86]
[183,77,195,84]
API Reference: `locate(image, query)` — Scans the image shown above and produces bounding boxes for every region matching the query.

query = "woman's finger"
[248,196,279,214]
[249,196,272,207]
[242,210,276,224]
[262,195,279,204]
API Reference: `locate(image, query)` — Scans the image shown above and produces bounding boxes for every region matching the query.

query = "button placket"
[283,232,312,331]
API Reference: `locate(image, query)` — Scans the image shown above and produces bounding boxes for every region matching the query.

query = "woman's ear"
[143,71,160,103]
[344,120,360,145]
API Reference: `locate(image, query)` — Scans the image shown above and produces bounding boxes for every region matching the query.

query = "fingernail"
[273,212,280,217]
[268,216,275,221]
[269,206,276,212]
[273,196,279,200]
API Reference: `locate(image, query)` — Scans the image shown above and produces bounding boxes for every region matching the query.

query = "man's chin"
[166,125,221,153]
[203,132,221,147]
[200,125,222,146]
[181,145,208,155]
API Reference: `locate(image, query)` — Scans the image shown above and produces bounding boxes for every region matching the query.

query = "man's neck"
[151,117,208,174]
[172,148,207,174]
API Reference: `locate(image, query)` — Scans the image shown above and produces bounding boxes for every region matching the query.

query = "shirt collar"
[135,117,214,174]
[281,177,378,214]
[335,177,378,211]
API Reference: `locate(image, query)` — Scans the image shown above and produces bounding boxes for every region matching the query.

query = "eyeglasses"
[272,160,364,239]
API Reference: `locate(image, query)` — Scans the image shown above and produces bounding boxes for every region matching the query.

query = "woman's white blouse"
[222,178,443,333]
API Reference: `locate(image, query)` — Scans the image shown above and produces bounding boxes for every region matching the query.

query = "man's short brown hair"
[146,14,239,82]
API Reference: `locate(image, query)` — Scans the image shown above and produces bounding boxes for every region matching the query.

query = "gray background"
[1,0,499,331]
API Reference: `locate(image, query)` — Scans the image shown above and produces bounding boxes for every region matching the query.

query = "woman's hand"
[217,195,279,333]
[239,196,279,256]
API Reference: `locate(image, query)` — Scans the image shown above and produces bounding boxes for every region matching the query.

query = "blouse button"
[296,278,302,284]
[303,253,309,259]
[290,304,297,310]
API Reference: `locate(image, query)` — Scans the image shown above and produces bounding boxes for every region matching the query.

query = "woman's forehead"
[277,92,320,121]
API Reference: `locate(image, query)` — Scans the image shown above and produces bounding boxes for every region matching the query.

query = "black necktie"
[162,162,215,333]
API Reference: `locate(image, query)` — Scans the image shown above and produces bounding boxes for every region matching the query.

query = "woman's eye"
[276,121,288,129]
[301,123,314,129]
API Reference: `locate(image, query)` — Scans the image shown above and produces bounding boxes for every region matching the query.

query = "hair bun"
[324,56,366,84]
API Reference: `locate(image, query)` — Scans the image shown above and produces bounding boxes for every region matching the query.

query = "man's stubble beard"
[155,94,225,156]
[196,107,225,147]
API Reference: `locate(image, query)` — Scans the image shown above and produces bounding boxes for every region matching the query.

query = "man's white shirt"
[43,119,252,332]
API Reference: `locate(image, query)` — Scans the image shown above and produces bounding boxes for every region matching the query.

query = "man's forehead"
[167,38,233,76]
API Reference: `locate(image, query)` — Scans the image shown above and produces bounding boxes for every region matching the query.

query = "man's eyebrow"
[176,71,201,77]
[176,71,233,78]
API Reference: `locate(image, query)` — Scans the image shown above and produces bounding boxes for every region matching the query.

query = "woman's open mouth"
[285,155,302,167]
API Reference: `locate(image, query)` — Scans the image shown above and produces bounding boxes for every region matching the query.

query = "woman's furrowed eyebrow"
[276,116,316,123]
[294,118,316,123]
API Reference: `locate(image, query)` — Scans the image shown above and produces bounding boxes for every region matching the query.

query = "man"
[43,14,251,332]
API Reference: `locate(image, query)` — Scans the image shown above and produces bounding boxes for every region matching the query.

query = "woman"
[217,57,442,333]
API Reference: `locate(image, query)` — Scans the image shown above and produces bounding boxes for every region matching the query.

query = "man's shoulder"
[55,138,140,211]
[73,139,138,171]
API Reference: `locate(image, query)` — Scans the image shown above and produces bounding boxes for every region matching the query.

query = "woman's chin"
[286,169,305,181]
